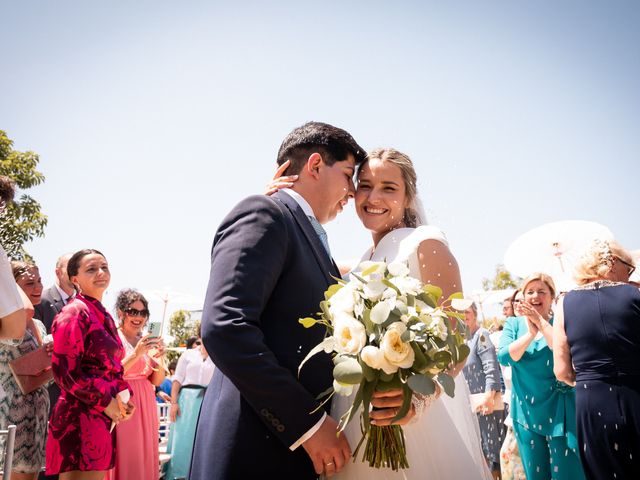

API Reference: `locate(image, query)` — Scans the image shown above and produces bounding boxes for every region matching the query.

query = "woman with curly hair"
[107,288,165,480]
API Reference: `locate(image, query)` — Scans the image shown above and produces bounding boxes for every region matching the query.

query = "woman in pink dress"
[108,288,165,480]
[46,249,135,480]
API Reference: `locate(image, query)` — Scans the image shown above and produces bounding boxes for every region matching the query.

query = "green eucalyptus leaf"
[418,292,437,308]
[333,358,363,385]
[457,343,471,364]
[407,374,436,395]
[325,283,344,301]
[410,343,429,372]
[359,359,378,382]
[379,370,395,382]
[392,383,413,423]
[437,372,456,397]
[422,284,443,303]
[434,350,452,368]
[400,330,412,342]
[382,278,401,295]
[376,375,403,391]
[298,317,318,328]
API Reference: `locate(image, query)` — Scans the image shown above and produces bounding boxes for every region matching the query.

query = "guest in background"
[157,359,177,404]
[0,261,50,480]
[107,289,165,480]
[163,338,214,480]
[45,249,134,479]
[502,296,514,318]
[463,302,506,479]
[553,240,639,480]
[34,253,74,333]
[0,175,28,340]
[498,273,584,480]
[498,290,526,480]
[185,335,200,350]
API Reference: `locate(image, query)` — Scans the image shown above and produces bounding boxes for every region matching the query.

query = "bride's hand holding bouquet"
[299,260,469,471]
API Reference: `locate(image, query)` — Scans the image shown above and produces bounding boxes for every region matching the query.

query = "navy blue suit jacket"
[189,191,338,480]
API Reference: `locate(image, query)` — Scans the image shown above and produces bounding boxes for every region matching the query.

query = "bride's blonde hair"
[362,148,423,227]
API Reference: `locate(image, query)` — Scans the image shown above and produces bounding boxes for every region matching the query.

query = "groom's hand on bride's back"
[302,415,351,477]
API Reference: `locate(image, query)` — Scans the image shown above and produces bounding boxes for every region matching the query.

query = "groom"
[189,122,366,479]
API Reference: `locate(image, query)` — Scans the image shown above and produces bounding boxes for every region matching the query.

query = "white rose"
[333,313,367,355]
[387,261,410,277]
[370,301,391,325]
[380,322,415,369]
[390,276,422,296]
[329,283,357,314]
[363,280,386,301]
[360,345,397,374]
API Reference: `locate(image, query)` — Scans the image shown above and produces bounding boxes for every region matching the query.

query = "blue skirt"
[163,387,206,480]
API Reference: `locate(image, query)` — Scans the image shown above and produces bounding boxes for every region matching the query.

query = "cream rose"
[380,322,415,369]
[333,313,367,355]
[360,345,397,374]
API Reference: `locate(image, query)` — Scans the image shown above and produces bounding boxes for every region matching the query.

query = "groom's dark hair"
[276,121,366,175]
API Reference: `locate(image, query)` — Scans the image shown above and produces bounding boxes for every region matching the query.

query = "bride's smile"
[355,157,409,244]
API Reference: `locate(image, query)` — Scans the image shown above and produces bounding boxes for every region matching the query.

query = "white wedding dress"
[332,226,492,480]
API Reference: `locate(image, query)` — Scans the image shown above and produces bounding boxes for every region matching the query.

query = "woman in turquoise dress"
[497,273,585,480]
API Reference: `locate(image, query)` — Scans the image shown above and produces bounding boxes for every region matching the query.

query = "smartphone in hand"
[147,321,162,338]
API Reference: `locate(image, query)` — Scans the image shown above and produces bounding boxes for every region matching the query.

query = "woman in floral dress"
[45,249,134,480]
[0,261,50,480]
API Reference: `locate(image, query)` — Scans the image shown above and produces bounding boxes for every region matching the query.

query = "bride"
[270,148,491,479]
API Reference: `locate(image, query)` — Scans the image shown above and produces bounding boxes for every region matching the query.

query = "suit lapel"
[50,287,65,312]
[273,191,340,283]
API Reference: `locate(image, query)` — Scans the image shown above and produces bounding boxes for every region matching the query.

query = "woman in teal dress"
[498,273,585,480]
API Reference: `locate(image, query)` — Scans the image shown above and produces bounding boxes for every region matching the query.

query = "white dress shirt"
[278,189,329,450]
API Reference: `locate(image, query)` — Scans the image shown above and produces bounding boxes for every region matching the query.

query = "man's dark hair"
[0,175,16,204]
[276,121,366,175]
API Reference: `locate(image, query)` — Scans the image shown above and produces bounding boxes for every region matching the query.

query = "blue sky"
[2,1,638,321]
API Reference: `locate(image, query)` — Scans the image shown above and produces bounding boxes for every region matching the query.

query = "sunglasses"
[618,257,636,277]
[124,307,150,318]
[195,340,202,346]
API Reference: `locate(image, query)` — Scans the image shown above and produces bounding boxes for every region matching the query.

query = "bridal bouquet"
[299,261,469,471]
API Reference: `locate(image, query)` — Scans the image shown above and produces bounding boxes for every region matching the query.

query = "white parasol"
[504,221,614,293]
[141,287,202,334]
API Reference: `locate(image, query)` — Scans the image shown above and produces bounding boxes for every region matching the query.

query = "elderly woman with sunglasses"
[163,336,214,480]
[107,288,165,480]
[553,240,639,480]
[498,273,585,480]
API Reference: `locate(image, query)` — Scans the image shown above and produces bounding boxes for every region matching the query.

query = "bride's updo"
[361,148,424,228]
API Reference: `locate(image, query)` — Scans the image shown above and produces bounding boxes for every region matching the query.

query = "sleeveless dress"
[562,281,640,480]
[332,226,492,480]
[0,320,50,473]
[106,331,160,480]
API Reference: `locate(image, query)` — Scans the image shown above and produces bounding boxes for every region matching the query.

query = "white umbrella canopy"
[140,287,203,333]
[504,221,614,293]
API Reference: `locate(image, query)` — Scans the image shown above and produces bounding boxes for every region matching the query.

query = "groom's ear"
[305,152,323,180]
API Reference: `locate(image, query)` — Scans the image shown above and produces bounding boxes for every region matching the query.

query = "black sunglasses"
[124,307,150,318]
[618,257,636,277]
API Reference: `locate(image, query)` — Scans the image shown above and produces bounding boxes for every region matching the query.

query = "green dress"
[498,316,584,480]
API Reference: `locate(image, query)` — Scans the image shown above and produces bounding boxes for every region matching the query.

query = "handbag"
[469,391,505,413]
[9,345,53,395]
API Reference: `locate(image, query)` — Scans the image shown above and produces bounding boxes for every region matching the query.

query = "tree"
[0,130,47,259]
[481,264,520,291]
[167,309,199,363]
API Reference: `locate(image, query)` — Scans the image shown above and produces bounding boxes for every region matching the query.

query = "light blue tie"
[307,216,331,257]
